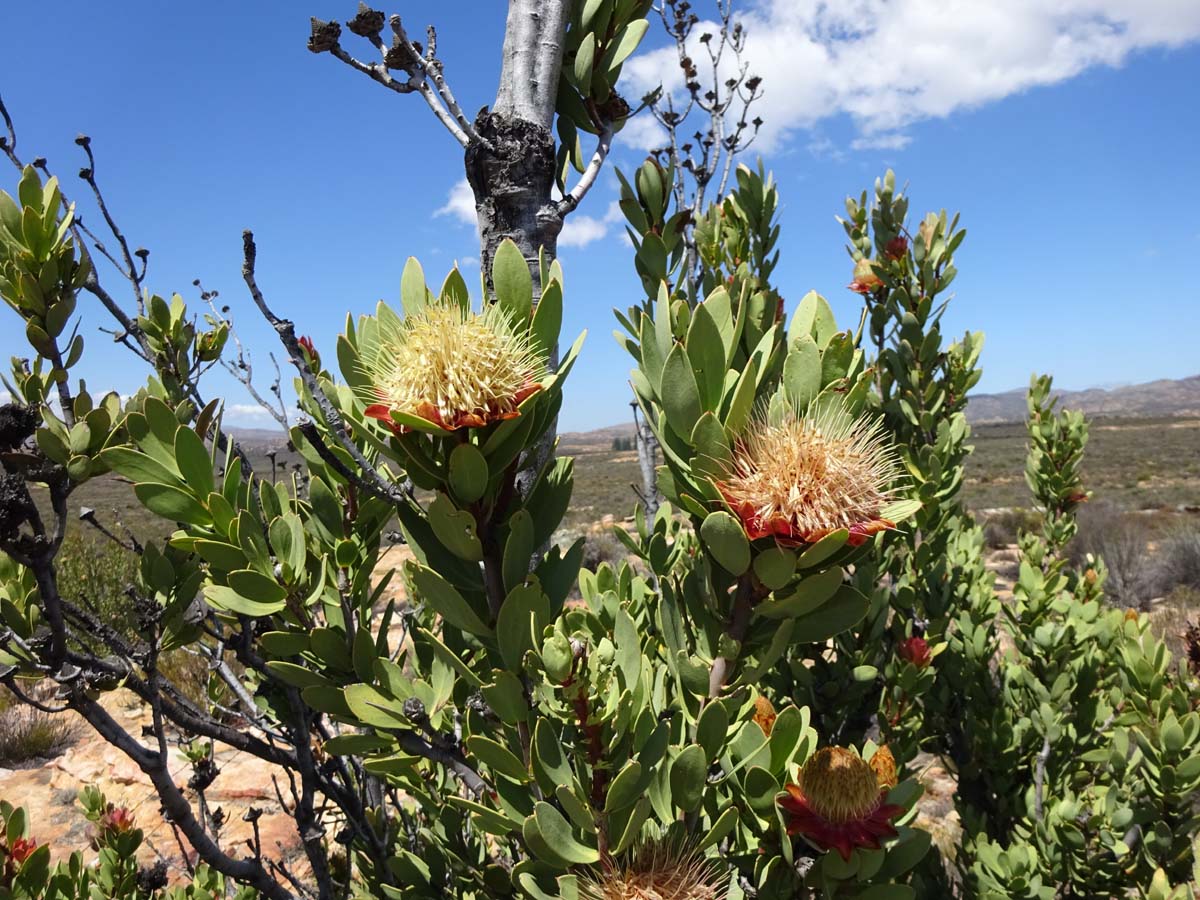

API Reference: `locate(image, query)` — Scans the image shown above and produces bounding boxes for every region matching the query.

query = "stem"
[707,576,756,699]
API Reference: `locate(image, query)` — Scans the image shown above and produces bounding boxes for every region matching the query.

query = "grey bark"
[468,0,572,502]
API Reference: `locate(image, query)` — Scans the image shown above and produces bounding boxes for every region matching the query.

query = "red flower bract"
[779,747,904,861]
[8,837,37,864]
[365,381,542,434]
[897,636,932,668]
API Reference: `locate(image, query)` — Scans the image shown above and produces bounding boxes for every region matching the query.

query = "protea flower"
[297,335,321,371]
[753,694,777,736]
[717,406,898,547]
[897,636,931,668]
[6,837,37,864]
[869,745,898,789]
[90,804,136,849]
[885,235,908,259]
[778,746,904,861]
[847,257,883,294]
[579,841,725,900]
[359,300,544,433]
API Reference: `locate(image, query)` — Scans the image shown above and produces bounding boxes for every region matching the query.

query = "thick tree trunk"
[466,0,571,504]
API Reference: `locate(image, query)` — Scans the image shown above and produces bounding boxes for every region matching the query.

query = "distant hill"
[966,375,1200,424]
[230,375,1200,451]
[561,374,1200,442]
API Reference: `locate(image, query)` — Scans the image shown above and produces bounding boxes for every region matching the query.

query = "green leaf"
[796,529,849,568]
[783,336,822,409]
[400,257,427,317]
[408,564,492,637]
[530,278,562,361]
[427,493,484,561]
[791,584,870,642]
[534,802,599,864]
[448,443,488,505]
[193,539,248,572]
[134,482,211,527]
[573,32,596,86]
[696,700,729,762]
[533,718,573,790]
[670,745,707,812]
[497,582,548,671]
[607,19,649,70]
[755,566,843,620]
[445,795,516,836]
[492,239,532,326]
[468,735,529,782]
[700,511,750,575]
[792,290,838,347]
[660,344,702,441]
[754,547,796,590]
[503,510,535,593]
[610,796,652,855]
[257,630,310,657]
[604,760,644,813]
[482,671,528,725]
[265,661,330,689]
[227,568,288,604]
[204,584,285,617]
[174,425,214,497]
[699,806,739,851]
[686,302,726,411]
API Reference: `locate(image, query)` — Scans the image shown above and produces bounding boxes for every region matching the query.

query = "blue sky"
[2,1,1198,433]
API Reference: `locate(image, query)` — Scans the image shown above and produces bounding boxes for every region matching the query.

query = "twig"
[396,730,489,797]
[241,230,410,510]
[1033,733,1051,818]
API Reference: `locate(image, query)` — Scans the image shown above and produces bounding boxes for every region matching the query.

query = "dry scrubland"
[34,414,1200,538]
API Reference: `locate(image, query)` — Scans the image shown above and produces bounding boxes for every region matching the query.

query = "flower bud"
[847,257,883,294]
[885,235,908,259]
[897,636,931,668]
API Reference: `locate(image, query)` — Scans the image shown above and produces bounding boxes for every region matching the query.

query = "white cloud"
[559,214,610,248]
[435,179,476,227]
[624,1,1200,151]
[0,390,11,405]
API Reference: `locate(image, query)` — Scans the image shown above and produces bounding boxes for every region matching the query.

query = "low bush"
[1070,501,1158,607]
[0,685,78,767]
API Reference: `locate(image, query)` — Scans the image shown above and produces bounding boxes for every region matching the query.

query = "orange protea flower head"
[753,695,777,736]
[779,746,904,861]
[359,299,544,432]
[869,745,898,789]
[579,841,725,900]
[718,405,898,547]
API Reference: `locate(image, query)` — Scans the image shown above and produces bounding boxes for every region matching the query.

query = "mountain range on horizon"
[223,374,1200,449]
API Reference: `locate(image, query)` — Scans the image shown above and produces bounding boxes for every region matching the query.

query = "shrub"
[0,684,78,767]
[1070,500,1158,607]
[1156,521,1200,594]
[981,507,1043,548]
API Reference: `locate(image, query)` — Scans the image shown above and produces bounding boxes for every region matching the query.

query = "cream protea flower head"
[579,842,725,900]
[360,299,544,433]
[778,746,904,861]
[717,405,898,547]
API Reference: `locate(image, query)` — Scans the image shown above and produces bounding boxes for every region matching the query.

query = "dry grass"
[0,684,79,767]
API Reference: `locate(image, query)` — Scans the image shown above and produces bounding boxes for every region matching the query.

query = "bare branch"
[308,13,486,150]
[70,692,296,900]
[240,231,411,509]
[558,125,614,217]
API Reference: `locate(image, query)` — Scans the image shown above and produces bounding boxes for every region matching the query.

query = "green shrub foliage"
[1,150,1197,900]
